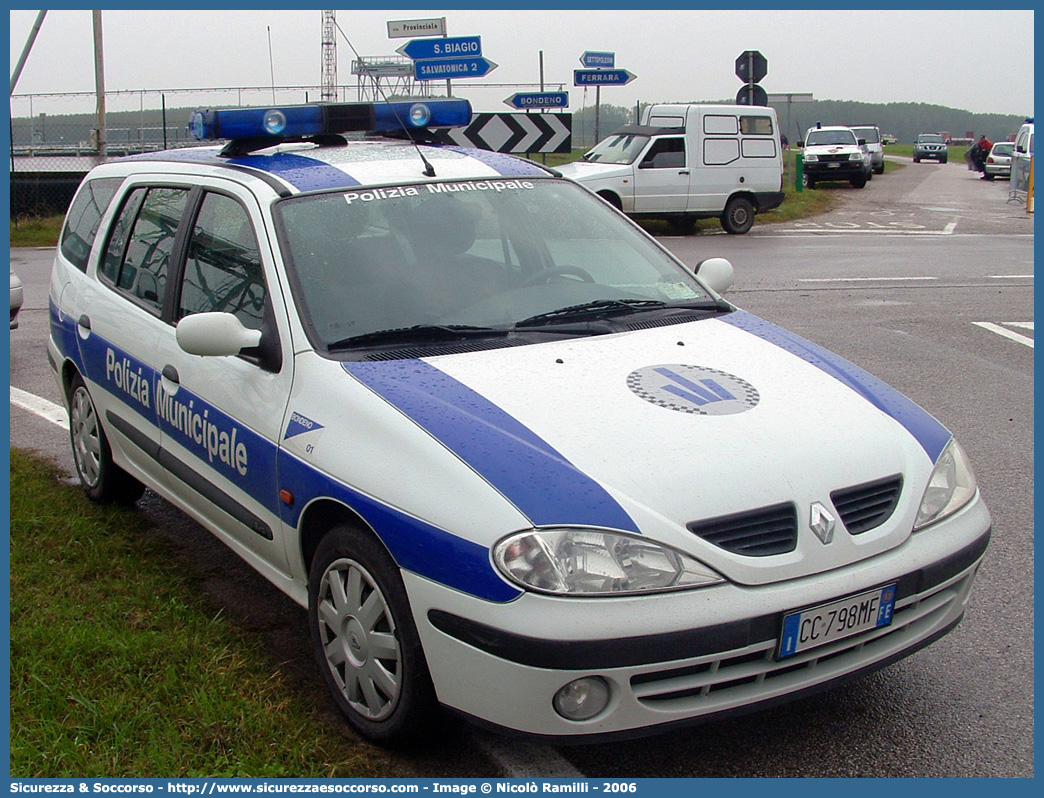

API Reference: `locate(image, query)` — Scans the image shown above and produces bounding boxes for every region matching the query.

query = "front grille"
[832,475,903,535]
[630,568,975,709]
[819,154,851,162]
[687,502,797,556]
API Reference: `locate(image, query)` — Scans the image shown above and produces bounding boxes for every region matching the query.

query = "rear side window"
[101,187,190,313]
[740,116,774,136]
[179,193,267,330]
[60,177,124,272]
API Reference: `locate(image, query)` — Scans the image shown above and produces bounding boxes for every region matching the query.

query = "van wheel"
[309,525,440,748]
[68,373,145,505]
[721,197,755,235]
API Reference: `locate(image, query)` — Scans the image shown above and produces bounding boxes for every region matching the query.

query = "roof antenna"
[333,19,437,177]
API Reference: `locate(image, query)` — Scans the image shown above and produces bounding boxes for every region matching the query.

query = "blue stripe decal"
[721,310,951,462]
[227,153,361,191]
[344,359,640,533]
[443,146,549,177]
[52,321,514,601]
[278,454,521,603]
[125,149,361,192]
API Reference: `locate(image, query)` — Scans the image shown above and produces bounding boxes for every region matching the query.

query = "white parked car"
[800,126,873,188]
[983,142,1015,180]
[11,265,24,329]
[46,99,991,746]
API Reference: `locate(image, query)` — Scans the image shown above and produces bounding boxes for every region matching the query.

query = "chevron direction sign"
[431,113,572,154]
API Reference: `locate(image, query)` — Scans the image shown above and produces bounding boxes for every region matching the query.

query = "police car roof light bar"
[189,99,472,146]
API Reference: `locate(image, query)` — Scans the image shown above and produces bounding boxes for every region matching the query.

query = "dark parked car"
[913,134,948,163]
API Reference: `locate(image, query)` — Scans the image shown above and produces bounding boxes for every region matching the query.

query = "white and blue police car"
[47,98,991,747]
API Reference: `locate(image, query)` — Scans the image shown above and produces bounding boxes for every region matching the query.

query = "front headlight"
[494,528,724,596]
[913,439,978,530]
[849,152,863,161]
[804,153,819,162]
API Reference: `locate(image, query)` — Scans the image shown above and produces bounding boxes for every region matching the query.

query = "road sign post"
[735,50,768,107]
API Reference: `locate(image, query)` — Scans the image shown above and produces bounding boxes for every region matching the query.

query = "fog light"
[553,677,610,721]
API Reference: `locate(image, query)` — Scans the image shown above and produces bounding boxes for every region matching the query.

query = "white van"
[557,104,784,234]
[1011,120,1034,202]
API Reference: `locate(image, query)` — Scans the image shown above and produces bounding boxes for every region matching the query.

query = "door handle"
[679,169,690,175]
[161,365,180,384]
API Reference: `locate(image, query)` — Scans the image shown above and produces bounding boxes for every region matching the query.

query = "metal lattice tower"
[321,10,337,102]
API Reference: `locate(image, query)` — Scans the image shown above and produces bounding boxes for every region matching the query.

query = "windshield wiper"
[327,324,505,350]
[514,298,721,329]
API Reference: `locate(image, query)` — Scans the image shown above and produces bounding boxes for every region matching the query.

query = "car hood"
[343,311,951,586]
[556,160,635,182]
[804,143,860,156]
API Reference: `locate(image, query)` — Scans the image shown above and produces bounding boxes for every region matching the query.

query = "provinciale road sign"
[504,91,569,110]
[387,18,446,38]
[397,36,481,61]
[414,56,498,81]
[574,69,636,86]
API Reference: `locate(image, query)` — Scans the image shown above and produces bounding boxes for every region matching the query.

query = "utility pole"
[10,10,47,94]
[92,10,106,157]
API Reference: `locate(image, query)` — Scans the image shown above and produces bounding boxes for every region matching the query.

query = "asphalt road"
[8,156,1034,777]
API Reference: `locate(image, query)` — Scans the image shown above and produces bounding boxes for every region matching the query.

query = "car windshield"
[991,143,1014,156]
[805,129,856,146]
[919,135,944,143]
[851,127,880,143]
[274,178,715,351]
[581,133,651,164]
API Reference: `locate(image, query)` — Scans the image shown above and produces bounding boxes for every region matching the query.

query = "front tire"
[68,373,145,504]
[309,525,439,748]
[721,196,755,234]
[850,174,867,189]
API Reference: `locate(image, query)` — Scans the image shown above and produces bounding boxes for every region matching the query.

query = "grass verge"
[9,450,392,778]
[10,214,65,248]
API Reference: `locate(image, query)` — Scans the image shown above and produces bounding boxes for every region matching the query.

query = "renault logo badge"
[810,503,836,544]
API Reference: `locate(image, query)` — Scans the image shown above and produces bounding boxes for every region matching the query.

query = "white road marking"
[10,386,68,429]
[474,733,586,778]
[973,322,1034,348]
[797,276,937,283]
[988,274,1034,279]
[1006,322,1034,330]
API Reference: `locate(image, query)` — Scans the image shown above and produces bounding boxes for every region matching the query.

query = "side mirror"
[176,312,262,357]
[857,138,866,146]
[795,141,804,149]
[694,257,734,296]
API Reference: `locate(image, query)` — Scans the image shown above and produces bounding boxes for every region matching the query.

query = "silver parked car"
[983,142,1014,180]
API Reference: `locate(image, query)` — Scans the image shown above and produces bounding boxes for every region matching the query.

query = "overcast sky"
[9,8,1036,118]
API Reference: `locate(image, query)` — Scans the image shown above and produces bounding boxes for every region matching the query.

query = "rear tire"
[983,172,995,181]
[68,373,145,505]
[720,196,755,235]
[309,525,440,748]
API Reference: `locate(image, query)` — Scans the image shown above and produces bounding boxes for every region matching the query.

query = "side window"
[704,139,741,166]
[103,188,189,312]
[61,177,124,272]
[704,115,739,135]
[179,193,267,330]
[740,116,774,135]
[101,188,147,285]
[640,138,686,169]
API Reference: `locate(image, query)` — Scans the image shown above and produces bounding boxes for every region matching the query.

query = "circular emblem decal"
[627,364,760,416]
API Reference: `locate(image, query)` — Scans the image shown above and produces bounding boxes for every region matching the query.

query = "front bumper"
[404,493,990,740]
[915,149,947,160]
[804,161,865,179]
